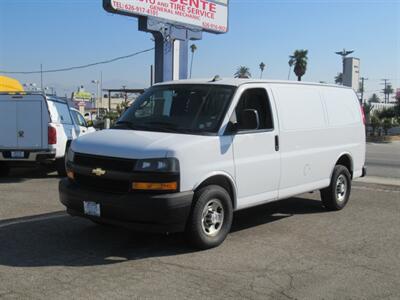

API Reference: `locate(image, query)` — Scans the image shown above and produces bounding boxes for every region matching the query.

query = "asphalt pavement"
[0,168,399,299]
[365,141,400,179]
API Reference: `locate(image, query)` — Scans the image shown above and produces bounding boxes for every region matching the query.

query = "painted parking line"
[0,212,67,229]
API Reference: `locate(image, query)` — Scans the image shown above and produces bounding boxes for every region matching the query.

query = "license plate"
[11,151,25,158]
[83,201,101,217]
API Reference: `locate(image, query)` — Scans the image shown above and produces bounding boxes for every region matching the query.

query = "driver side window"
[232,88,274,131]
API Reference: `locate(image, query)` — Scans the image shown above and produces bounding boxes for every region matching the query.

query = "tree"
[395,90,400,117]
[259,62,266,79]
[334,73,343,85]
[368,93,380,103]
[370,115,381,136]
[189,44,197,79]
[234,66,251,78]
[377,107,395,119]
[383,84,394,103]
[382,118,392,136]
[363,102,373,123]
[289,49,308,81]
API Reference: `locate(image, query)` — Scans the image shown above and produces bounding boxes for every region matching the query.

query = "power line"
[0,48,154,75]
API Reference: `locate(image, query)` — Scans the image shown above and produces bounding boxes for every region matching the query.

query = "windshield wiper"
[113,121,148,130]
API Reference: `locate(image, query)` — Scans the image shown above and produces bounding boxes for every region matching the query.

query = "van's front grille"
[75,174,130,194]
[74,153,136,172]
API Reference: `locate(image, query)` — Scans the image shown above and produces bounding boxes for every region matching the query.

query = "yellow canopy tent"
[0,76,24,92]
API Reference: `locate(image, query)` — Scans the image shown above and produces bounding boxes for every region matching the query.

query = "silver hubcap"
[336,174,347,202]
[201,199,224,237]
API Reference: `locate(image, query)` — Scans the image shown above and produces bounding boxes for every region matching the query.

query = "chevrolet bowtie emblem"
[92,168,106,176]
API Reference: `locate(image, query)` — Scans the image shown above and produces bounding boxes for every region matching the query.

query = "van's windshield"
[114,84,236,134]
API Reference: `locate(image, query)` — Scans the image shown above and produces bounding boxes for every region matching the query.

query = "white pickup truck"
[0,92,95,176]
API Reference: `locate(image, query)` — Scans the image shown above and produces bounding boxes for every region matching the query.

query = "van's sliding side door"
[230,86,281,210]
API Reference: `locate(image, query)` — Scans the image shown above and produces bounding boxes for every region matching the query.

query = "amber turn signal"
[132,182,177,191]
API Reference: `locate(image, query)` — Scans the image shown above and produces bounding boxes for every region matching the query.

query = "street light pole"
[91,80,100,109]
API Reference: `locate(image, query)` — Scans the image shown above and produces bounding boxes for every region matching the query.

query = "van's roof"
[156,78,352,89]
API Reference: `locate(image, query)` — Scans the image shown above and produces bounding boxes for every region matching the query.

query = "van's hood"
[71,129,206,159]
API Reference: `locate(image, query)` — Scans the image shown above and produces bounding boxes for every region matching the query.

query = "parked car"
[59,78,366,249]
[0,92,95,176]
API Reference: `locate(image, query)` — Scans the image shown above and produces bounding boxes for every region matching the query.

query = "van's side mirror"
[240,109,260,131]
[225,122,238,134]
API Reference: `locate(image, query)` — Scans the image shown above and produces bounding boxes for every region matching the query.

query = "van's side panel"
[271,84,331,198]
[272,84,365,199]
[321,87,365,178]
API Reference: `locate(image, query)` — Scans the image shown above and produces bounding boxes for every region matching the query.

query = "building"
[343,57,360,92]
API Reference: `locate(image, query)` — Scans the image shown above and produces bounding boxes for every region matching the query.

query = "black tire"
[320,165,352,211]
[0,164,10,177]
[185,185,233,250]
[56,143,71,177]
[55,156,67,177]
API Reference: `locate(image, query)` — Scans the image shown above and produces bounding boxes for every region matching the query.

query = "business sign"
[103,0,228,33]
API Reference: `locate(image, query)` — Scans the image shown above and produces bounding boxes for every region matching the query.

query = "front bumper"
[59,178,194,233]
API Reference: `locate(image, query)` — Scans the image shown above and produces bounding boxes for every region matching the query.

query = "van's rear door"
[0,100,18,148]
[16,100,43,149]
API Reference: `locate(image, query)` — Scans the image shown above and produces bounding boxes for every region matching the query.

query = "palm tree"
[383,84,394,103]
[189,44,197,79]
[259,62,266,79]
[234,66,251,78]
[368,93,380,103]
[334,73,343,85]
[289,49,308,81]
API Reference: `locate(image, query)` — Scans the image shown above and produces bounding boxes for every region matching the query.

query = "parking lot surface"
[0,169,399,299]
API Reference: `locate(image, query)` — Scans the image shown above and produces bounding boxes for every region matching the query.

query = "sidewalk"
[355,176,400,187]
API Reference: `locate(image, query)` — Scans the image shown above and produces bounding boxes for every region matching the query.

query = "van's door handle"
[275,135,279,151]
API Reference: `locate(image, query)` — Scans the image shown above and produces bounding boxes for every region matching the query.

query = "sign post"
[103,0,229,83]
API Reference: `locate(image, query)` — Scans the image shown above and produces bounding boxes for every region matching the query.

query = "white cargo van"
[0,92,94,176]
[59,79,366,249]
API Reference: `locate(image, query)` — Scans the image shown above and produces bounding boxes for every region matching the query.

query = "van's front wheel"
[185,185,233,250]
[321,165,351,211]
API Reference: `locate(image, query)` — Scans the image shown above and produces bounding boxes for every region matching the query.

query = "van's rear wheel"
[0,163,10,177]
[185,185,233,249]
[321,165,351,211]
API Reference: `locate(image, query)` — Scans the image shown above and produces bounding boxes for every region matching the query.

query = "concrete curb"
[355,176,400,187]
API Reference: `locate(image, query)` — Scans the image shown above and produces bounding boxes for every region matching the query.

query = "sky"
[0,0,399,100]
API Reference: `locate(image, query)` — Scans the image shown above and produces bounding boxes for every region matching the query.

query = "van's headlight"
[67,148,75,162]
[134,158,179,173]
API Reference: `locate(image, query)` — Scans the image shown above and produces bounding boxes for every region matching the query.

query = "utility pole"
[100,71,103,109]
[40,64,43,91]
[381,79,390,103]
[150,65,154,86]
[360,77,368,105]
